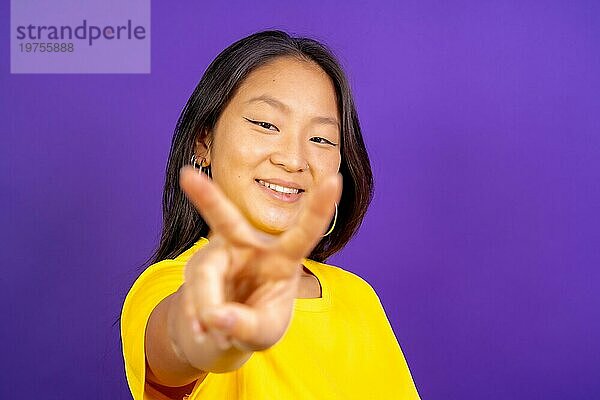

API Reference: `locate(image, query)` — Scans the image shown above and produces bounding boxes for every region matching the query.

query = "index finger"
[179,166,268,248]
[276,173,342,261]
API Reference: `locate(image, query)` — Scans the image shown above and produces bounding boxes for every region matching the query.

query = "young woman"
[121,30,420,399]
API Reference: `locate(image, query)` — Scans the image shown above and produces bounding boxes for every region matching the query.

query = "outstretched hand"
[176,166,342,353]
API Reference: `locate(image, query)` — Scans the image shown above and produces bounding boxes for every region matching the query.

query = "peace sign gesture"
[168,165,342,372]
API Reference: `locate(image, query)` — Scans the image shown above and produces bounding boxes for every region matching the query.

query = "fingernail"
[216,311,236,331]
[211,331,231,350]
[192,320,205,343]
[205,309,236,332]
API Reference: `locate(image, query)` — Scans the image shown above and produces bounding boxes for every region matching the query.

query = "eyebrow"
[244,94,340,129]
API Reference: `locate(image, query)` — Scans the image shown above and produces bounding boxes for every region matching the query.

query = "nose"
[270,132,309,173]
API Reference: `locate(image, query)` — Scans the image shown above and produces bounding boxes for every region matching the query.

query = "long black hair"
[150,29,373,264]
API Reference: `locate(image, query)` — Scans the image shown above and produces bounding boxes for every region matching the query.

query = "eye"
[310,136,337,146]
[244,117,279,132]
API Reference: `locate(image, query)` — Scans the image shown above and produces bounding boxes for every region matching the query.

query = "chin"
[249,209,296,234]
[256,218,292,234]
[232,195,296,234]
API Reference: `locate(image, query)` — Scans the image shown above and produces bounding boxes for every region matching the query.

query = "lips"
[255,179,305,203]
[256,179,304,194]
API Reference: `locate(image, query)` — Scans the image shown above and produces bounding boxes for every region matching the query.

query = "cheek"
[211,132,268,182]
[309,150,341,176]
[334,152,342,171]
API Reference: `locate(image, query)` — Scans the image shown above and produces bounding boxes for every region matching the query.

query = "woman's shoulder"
[173,237,209,262]
[133,237,209,284]
[122,239,209,317]
[303,258,380,299]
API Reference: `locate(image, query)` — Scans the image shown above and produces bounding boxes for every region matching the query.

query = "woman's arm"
[143,168,340,389]
[145,286,252,388]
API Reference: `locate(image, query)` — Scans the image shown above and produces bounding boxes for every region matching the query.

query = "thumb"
[202,304,257,351]
[203,303,288,352]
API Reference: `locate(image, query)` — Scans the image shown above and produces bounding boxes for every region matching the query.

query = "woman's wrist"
[166,288,194,366]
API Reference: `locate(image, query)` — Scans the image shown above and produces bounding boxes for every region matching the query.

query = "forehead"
[232,57,339,117]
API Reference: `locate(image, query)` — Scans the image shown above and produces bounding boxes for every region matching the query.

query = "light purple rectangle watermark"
[11,0,150,74]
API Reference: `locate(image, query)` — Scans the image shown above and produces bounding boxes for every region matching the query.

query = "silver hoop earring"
[322,202,338,237]
[190,154,212,178]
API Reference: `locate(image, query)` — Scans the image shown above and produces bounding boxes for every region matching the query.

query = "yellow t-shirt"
[121,238,421,399]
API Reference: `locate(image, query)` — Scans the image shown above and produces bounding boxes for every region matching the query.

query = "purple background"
[1,1,599,399]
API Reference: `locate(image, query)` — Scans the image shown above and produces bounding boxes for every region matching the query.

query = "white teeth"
[258,180,300,194]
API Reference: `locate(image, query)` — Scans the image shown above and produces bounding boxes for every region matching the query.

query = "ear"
[194,128,213,166]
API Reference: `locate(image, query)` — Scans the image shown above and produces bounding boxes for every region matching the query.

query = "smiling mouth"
[255,179,305,195]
